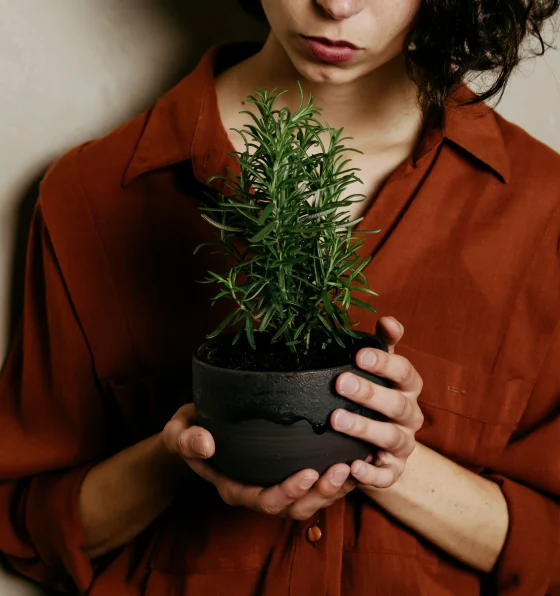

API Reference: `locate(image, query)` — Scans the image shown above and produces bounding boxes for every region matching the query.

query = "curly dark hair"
[239,0,559,128]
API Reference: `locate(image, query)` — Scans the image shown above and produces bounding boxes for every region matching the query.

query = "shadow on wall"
[5,0,267,350]
[137,0,267,100]
[159,0,267,69]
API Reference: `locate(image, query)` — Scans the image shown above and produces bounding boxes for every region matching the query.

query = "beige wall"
[0,2,558,593]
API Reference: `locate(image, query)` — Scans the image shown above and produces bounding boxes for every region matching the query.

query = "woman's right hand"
[162,403,357,520]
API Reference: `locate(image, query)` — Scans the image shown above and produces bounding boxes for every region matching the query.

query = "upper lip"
[303,36,360,50]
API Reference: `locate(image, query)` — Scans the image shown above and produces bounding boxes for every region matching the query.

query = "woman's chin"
[291,58,363,86]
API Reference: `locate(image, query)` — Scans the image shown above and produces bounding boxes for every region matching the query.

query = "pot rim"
[193,331,386,376]
[192,352,356,376]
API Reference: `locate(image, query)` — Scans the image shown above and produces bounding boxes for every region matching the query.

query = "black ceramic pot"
[192,332,389,487]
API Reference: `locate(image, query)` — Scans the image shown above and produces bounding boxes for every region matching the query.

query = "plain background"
[0,2,558,594]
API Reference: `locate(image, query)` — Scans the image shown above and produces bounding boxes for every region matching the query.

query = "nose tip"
[316,0,364,20]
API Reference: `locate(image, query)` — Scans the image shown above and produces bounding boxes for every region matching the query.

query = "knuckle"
[400,435,415,458]
[375,350,389,372]
[405,439,416,458]
[282,489,301,501]
[290,510,312,521]
[219,488,237,507]
[317,483,337,498]
[378,471,397,489]
[353,416,369,438]
[389,394,408,420]
[396,357,414,384]
[363,381,376,404]
[258,503,280,516]
[387,427,404,451]
[374,450,391,466]
[170,405,195,429]
[175,403,194,419]
[163,420,188,454]
[161,424,175,451]
[389,469,400,487]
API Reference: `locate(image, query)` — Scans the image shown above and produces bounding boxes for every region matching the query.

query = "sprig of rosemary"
[196,84,380,355]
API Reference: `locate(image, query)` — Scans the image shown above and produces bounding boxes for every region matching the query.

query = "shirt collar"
[122,43,226,187]
[443,86,510,183]
[123,42,510,188]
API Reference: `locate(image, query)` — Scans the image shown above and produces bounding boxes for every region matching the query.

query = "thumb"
[376,316,404,354]
[162,403,215,460]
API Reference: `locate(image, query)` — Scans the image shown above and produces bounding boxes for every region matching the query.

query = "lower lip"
[302,37,359,64]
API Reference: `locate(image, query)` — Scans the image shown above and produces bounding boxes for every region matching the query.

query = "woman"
[0,0,559,594]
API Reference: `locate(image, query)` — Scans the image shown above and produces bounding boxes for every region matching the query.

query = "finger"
[350,456,404,489]
[163,405,215,459]
[249,469,320,515]
[177,427,216,459]
[331,410,415,457]
[375,317,404,354]
[353,349,423,395]
[336,373,423,427]
[210,469,320,514]
[162,404,195,453]
[190,463,320,513]
[286,465,355,521]
[186,457,229,487]
[186,459,270,508]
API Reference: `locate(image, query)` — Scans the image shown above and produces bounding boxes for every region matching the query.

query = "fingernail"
[339,374,359,395]
[334,410,353,430]
[301,475,317,489]
[331,468,349,486]
[353,463,365,479]
[388,317,402,332]
[360,350,377,368]
[192,435,208,457]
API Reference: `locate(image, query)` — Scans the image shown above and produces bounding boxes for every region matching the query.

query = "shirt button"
[307,525,322,543]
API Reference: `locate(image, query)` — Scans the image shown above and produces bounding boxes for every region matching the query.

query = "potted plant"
[192,86,389,487]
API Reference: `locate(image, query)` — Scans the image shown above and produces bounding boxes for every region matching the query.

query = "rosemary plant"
[196,85,379,356]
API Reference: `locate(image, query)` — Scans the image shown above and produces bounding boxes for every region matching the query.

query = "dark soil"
[196,330,380,372]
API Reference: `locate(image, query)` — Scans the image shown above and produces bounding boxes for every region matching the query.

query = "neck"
[232,34,422,153]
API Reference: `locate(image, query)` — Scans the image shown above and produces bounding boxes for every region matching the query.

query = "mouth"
[300,35,362,64]
[302,36,361,50]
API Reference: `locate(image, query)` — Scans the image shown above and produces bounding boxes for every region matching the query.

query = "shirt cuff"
[484,474,559,595]
[24,463,96,594]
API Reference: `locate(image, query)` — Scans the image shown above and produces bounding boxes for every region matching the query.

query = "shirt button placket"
[288,515,326,596]
[287,498,346,596]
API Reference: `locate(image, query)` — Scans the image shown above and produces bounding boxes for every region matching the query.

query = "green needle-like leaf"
[206,309,240,339]
[249,220,277,243]
[196,85,380,356]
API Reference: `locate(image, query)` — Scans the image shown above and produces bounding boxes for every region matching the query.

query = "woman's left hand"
[332,316,424,489]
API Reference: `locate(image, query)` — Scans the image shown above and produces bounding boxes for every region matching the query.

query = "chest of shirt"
[100,150,551,475]
[84,152,554,594]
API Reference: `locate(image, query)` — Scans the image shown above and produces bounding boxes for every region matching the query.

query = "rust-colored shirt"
[1,42,559,596]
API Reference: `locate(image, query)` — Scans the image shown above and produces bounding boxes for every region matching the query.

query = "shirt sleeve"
[0,199,116,594]
[482,323,560,595]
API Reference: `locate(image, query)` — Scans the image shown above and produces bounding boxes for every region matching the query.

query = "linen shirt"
[0,42,559,596]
